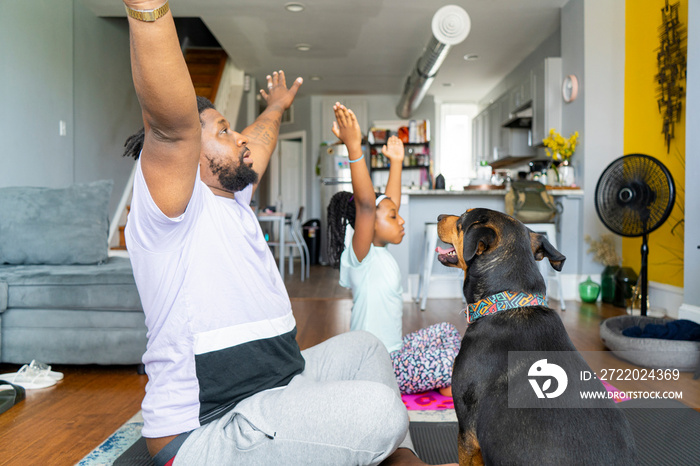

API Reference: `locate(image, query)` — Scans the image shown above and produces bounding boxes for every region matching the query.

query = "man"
[122,1,450,465]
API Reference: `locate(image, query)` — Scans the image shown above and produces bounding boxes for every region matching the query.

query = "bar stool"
[415,223,438,311]
[415,223,465,311]
[268,207,310,281]
[527,223,566,310]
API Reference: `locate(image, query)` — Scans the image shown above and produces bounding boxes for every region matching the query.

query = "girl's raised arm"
[331,103,374,262]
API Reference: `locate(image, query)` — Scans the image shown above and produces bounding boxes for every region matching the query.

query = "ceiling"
[85,0,567,103]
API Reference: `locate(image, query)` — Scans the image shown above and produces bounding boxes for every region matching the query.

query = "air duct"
[395,5,471,118]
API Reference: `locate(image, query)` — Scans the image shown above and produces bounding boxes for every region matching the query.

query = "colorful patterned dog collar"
[464,291,547,324]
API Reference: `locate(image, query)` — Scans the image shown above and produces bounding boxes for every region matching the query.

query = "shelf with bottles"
[369,143,431,170]
[368,129,430,170]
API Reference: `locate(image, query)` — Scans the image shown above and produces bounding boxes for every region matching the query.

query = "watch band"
[124,1,170,22]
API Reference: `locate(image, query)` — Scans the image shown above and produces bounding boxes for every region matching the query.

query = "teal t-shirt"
[339,242,403,352]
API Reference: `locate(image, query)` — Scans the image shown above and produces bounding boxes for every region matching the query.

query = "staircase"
[110,49,229,252]
[185,48,228,102]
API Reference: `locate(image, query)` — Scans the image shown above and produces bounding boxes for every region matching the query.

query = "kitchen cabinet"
[488,99,502,162]
[508,72,532,113]
[531,57,562,145]
[473,57,561,164]
[472,110,488,165]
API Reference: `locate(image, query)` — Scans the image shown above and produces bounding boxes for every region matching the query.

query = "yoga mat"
[104,399,700,466]
[619,399,700,466]
[402,390,454,410]
[112,438,151,466]
[409,422,459,464]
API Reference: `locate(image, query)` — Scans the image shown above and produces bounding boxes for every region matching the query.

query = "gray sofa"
[0,180,147,365]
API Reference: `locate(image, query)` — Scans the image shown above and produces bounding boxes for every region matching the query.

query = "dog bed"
[600,315,700,371]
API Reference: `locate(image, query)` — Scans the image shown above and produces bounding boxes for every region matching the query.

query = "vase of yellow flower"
[542,129,579,186]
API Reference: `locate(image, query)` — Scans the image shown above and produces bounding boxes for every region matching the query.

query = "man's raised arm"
[243,71,303,191]
[126,0,201,217]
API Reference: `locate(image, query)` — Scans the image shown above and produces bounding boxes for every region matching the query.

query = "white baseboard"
[678,303,700,324]
[648,281,684,319]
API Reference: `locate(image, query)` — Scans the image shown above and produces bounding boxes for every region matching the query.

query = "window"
[438,103,478,189]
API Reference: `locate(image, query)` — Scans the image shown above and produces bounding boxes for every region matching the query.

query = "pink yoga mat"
[402,380,626,411]
[402,390,454,410]
[600,378,628,403]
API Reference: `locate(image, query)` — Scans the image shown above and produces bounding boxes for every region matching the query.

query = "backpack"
[504,180,557,223]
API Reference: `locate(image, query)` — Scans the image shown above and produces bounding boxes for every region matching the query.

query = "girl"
[327,103,461,395]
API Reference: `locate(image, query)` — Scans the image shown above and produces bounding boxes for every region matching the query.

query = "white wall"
[0,0,75,188]
[558,0,625,276]
[0,0,142,219]
[579,0,626,276]
[681,0,700,321]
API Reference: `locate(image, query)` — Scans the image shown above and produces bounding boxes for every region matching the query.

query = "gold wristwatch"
[124,1,170,22]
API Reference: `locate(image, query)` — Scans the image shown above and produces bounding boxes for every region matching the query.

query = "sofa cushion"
[0,180,113,265]
[0,256,141,311]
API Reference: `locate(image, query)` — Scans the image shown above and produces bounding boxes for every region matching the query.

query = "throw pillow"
[0,180,113,265]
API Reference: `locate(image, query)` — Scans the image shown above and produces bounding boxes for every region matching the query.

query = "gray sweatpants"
[173,331,413,465]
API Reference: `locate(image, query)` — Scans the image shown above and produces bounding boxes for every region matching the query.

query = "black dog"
[436,208,637,465]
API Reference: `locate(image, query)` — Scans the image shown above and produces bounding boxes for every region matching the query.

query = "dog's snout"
[437,214,447,222]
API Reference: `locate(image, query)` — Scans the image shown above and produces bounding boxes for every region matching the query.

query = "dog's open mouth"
[436,245,458,265]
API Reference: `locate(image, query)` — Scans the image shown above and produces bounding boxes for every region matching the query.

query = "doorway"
[267,131,307,220]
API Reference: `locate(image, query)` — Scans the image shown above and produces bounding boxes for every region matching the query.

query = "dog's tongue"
[436,246,455,255]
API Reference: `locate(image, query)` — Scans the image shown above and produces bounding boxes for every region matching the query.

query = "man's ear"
[528,230,566,271]
[463,225,498,262]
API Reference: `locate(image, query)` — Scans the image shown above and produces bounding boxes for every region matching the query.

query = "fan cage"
[595,154,675,237]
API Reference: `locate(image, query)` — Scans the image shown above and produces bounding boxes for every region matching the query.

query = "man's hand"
[331,103,363,152]
[259,70,303,112]
[382,136,405,167]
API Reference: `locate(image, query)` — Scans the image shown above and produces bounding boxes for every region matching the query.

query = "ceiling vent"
[395,5,471,118]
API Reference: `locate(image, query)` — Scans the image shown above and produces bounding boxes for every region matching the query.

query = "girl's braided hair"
[122,96,216,160]
[326,190,381,268]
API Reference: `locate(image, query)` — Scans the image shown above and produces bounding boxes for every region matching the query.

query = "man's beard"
[207,152,258,193]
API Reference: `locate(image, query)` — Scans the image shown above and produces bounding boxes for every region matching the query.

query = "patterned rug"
[76,411,144,466]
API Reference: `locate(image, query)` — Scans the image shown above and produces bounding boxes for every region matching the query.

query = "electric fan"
[594,154,675,316]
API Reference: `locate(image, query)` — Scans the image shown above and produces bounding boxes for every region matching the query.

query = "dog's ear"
[463,225,498,262]
[529,230,566,271]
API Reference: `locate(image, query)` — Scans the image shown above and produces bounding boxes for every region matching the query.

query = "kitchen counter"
[389,187,584,301]
[404,188,584,197]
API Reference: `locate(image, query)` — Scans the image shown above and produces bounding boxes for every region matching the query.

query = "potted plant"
[585,234,621,304]
[542,129,579,186]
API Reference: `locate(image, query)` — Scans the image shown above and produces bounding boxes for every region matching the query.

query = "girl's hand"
[331,103,362,151]
[382,136,404,165]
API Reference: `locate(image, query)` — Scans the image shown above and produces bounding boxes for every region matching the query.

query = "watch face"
[562,75,578,103]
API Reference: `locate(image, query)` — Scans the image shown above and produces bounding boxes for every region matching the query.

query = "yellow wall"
[623,0,686,288]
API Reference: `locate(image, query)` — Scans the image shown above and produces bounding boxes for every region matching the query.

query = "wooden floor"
[1,262,698,465]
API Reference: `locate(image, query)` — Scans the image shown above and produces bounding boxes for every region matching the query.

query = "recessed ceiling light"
[464,54,479,61]
[296,43,311,52]
[310,76,322,81]
[285,2,305,13]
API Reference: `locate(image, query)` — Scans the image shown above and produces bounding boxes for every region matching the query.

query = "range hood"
[395,5,471,118]
[502,103,533,128]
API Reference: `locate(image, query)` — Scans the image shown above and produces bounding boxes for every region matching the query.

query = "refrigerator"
[319,143,356,265]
